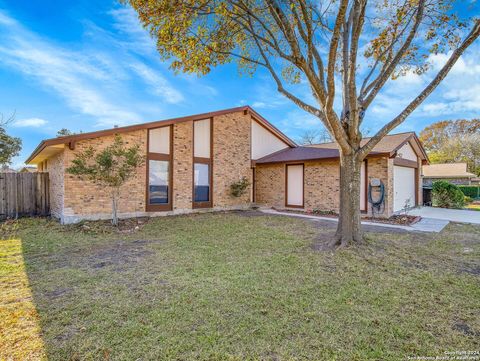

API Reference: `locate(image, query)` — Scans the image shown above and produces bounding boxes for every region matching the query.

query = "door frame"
[285,163,304,208]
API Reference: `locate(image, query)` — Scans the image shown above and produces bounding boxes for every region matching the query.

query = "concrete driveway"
[408,206,480,225]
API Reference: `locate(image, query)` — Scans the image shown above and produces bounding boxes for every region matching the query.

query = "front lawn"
[1,212,479,360]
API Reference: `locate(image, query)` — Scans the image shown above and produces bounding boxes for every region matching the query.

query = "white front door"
[286,164,304,207]
[394,166,416,212]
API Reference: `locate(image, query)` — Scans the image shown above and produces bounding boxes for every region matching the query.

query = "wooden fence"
[0,172,49,219]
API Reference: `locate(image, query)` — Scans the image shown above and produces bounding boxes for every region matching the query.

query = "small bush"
[458,185,480,199]
[464,195,473,203]
[230,177,250,197]
[432,181,465,209]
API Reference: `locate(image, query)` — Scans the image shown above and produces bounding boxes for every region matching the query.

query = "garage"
[393,166,416,212]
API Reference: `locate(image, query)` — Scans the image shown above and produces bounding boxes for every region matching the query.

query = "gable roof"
[255,146,383,164]
[256,132,427,165]
[309,132,428,159]
[423,163,476,178]
[26,106,296,164]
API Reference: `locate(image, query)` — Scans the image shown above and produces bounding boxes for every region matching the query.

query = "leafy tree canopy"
[420,119,480,175]
[0,113,22,167]
[419,119,480,152]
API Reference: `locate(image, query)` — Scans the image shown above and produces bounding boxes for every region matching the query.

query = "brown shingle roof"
[423,163,476,178]
[26,106,296,164]
[256,132,426,164]
[309,132,414,153]
[255,146,384,164]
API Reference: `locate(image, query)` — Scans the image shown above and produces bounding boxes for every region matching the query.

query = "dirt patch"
[84,239,161,271]
[44,288,73,299]
[364,214,421,226]
[452,322,480,336]
[310,229,338,252]
[458,263,480,276]
[65,217,151,235]
[401,260,428,270]
[228,210,267,218]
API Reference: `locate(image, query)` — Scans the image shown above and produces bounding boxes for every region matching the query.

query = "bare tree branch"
[360,0,426,108]
[0,111,16,127]
[359,20,480,159]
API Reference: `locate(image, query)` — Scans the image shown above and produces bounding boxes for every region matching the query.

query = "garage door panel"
[394,166,415,212]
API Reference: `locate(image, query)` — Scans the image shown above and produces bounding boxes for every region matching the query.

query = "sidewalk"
[260,209,449,233]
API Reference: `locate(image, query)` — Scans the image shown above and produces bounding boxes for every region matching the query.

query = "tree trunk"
[332,153,363,247]
[111,189,119,226]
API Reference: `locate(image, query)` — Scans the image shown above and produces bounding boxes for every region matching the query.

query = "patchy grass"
[466,203,480,211]
[1,212,479,360]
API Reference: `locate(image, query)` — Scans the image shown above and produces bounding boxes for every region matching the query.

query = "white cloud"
[363,42,480,133]
[0,9,186,128]
[130,62,184,104]
[0,11,143,127]
[108,7,155,56]
[13,118,48,127]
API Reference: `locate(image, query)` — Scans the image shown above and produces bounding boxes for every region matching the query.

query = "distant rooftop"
[423,163,476,178]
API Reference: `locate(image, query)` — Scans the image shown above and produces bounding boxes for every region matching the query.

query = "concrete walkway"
[407,206,480,225]
[260,209,449,233]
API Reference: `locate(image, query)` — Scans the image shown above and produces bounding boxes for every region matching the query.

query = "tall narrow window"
[146,126,172,211]
[193,119,212,208]
[149,160,169,204]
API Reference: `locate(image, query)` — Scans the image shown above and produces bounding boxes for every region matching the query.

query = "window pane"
[149,160,169,204]
[194,119,210,158]
[149,127,170,154]
[194,163,210,202]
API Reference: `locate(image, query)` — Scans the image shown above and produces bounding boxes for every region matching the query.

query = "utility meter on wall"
[370,178,381,187]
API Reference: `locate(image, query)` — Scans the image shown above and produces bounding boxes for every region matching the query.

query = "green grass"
[1,212,480,360]
[466,203,480,211]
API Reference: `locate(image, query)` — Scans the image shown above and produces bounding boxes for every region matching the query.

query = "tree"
[0,113,22,167]
[298,129,332,145]
[66,135,145,226]
[126,0,480,246]
[419,119,480,152]
[420,119,480,175]
[428,133,480,176]
[56,128,74,137]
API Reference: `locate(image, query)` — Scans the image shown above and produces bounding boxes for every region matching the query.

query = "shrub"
[230,177,250,197]
[458,185,480,199]
[432,181,465,209]
[464,195,473,203]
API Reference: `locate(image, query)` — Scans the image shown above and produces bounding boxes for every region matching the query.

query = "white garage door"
[393,166,416,212]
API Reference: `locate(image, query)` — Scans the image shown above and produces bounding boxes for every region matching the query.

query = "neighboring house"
[19,166,37,173]
[26,106,428,223]
[422,163,476,186]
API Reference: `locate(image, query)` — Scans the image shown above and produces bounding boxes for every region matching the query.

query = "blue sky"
[1,1,480,168]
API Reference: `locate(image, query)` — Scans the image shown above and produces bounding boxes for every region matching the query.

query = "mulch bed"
[275,208,421,226]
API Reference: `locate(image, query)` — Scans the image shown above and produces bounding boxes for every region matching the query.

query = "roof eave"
[26,106,297,164]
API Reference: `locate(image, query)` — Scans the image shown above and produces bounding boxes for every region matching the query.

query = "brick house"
[422,163,476,186]
[26,106,428,223]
